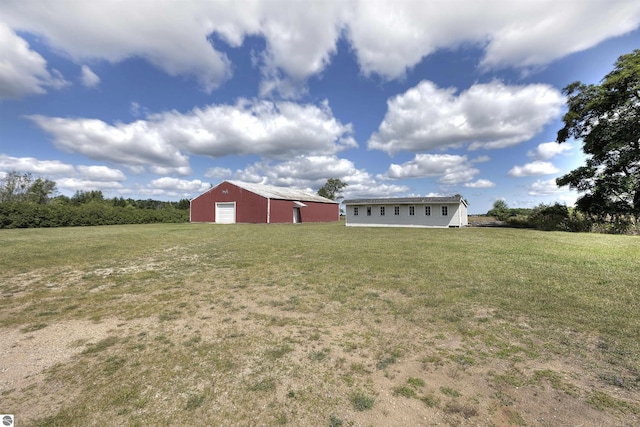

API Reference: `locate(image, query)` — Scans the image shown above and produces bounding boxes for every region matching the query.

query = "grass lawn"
[1,222,639,426]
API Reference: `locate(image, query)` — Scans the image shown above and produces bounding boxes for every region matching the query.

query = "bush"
[0,202,189,228]
[528,203,569,231]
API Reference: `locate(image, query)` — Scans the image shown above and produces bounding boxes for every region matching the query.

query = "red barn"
[190,180,339,224]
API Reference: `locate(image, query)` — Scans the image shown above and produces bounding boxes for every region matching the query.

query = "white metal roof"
[225,180,338,204]
[343,196,467,207]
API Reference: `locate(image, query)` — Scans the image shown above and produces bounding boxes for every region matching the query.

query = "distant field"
[1,223,638,426]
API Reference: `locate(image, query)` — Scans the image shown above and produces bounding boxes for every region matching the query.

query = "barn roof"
[343,196,467,207]
[225,180,338,204]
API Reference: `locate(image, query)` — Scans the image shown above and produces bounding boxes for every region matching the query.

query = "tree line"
[0,171,189,228]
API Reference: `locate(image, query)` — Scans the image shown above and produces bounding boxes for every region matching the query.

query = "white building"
[343,196,468,228]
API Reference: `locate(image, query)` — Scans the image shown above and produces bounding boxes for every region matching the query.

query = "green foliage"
[317,178,347,201]
[527,203,569,231]
[505,203,594,232]
[556,49,640,225]
[0,171,57,204]
[0,201,188,228]
[0,173,189,228]
[487,200,510,221]
[351,391,375,411]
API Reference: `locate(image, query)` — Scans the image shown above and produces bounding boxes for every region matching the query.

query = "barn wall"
[191,182,268,223]
[270,199,294,223]
[301,201,340,222]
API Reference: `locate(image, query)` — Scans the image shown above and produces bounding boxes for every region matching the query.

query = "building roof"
[343,196,467,206]
[225,180,338,204]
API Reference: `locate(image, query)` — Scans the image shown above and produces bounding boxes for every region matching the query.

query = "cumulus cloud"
[348,1,640,79]
[528,178,564,196]
[204,167,233,179]
[1,1,233,93]
[0,22,68,98]
[379,154,480,185]
[153,99,356,160]
[56,177,123,192]
[2,1,638,94]
[368,80,564,154]
[0,155,130,193]
[80,65,100,88]
[465,179,496,188]
[0,154,75,175]
[508,161,560,177]
[76,165,125,181]
[27,99,354,174]
[27,115,192,175]
[527,141,573,160]
[149,177,210,194]
[230,155,408,199]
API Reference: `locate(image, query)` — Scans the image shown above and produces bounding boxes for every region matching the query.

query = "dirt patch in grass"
[1,224,638,426]
[3,302,635,426]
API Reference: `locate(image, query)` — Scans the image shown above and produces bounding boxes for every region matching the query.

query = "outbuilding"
[343,196,468,228]
[190,180,339,224]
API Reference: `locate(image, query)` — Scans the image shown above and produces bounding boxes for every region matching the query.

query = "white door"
[215,202,236,223]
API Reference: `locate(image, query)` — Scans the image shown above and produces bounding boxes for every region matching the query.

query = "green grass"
[1,222,639,426]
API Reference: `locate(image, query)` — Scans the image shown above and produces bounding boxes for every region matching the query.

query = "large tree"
[317,178,347,201]
[556,50,640,222]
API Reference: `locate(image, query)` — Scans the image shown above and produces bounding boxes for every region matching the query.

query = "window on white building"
[442,206,448,216]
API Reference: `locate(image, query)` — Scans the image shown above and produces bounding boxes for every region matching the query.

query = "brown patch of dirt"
[2,283,638,426]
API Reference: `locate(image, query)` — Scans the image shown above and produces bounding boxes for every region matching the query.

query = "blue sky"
[1,1,639,213]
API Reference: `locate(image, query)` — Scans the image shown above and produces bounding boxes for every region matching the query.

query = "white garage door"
[215,202,236,223]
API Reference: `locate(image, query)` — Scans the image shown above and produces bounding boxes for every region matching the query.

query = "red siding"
[300,201,339,222]
[270,199,294,223]
[190,181,339,224]
[190,182,267,223]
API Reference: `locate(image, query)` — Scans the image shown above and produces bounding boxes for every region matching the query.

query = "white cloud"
[528,178,563,196]
[2,1,638,94]
[465,179,496,188]
[204,167,232,179]
[379,154,479,186]
[368,80,564,154]
[508,161,559,177]
[27,115,192,174]
[0,22,68,98]
[80,65,100,88]
[471,155,490,163]
[129,101,149,117]
[56,177,123,192]
[31,98,354,176]
[231,155,408,199]
[149,177,210,194]
[528,178,577,205]
[0,154,75,175]
[1,1,233,93]
[348,0,640,79]
[478,1,640,71]
[153,99,356,160]
[76,165,125,181]
[527,141,573,160]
